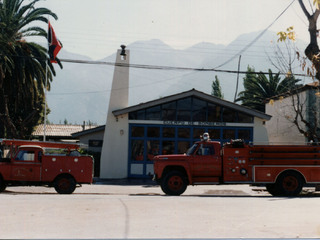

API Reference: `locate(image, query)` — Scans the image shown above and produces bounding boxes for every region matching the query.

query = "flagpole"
[43,20,62,142]
[43,18,49,142]
[44,61,48,142]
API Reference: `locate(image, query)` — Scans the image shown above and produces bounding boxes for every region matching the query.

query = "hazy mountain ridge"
[47,30,309,124]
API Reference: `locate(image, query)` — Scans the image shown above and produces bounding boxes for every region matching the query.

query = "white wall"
[253,118,269,144]
[265,92,307,144]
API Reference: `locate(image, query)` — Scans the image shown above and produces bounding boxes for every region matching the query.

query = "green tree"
[211,75,224,99]
[236,67,300,112]
[0,0,62,138]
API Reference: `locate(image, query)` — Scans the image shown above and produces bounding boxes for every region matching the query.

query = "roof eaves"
[112,89,198,116]
[113,88,271,120]
[71,125,105,137]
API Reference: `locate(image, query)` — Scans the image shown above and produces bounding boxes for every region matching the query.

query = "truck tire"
[0,178,6,192]
[161,171,187,196]
[54,175,76,194]
[275,171,304,196]
[266,184,281,196]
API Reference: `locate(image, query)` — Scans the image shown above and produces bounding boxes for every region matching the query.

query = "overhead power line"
[0,53,309,77]
[59,57,309,78]
[214,0,297,69]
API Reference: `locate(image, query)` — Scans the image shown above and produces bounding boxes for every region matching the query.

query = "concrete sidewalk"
[93,177,156,186]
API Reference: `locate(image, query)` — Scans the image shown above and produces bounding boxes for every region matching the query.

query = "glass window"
[89,140,103,148]
[147,140,160,161]
[223,129,235,140]
[208,129,220,140]
[129,110,145,120]
[136,110,145,120]
[162,102,176,121]
[196,144,215,156]
[163,127,175,138]
[177,110,191,121]
[177,97,192,110]
[177,141,190,154]
[178,128,190,138]
[147,127,160,138]
[186,144,198,155]
[131,126,144,137]
[192,98,207,121]
[162,141,175,155]
[193,128,205,139]
[208,103,221,122]
[16,150,35,161]
[131,140,144,161]
[129,112,136,120]
[162,110,176,121]
[222,108,236,122]
[177,98,191,121]
[146,106,161,120]
[238,112,253,123]
[162,101,176,110]
[238,129,251,141]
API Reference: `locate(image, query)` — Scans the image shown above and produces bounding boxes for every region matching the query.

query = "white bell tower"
[100,45,130,178]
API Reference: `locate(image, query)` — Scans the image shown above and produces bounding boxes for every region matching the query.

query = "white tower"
[100,45,130,178]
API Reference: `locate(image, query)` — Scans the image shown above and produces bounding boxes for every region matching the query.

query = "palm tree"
[236,67,300,112]
[0,0,61,138]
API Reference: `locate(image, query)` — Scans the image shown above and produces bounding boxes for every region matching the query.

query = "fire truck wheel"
[276,171,304,196]
[161,171,187,196]
[266,184,281,196]
[0,178,6,192]
[54,175,76,194]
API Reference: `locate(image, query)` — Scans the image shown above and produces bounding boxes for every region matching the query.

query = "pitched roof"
[72,125,105,137]
[32,124,98,137]
[113,88,271,120]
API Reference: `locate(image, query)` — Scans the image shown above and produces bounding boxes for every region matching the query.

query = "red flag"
[48,21,62,63]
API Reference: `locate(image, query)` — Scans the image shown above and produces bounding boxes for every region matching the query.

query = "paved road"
[0,183,320,239]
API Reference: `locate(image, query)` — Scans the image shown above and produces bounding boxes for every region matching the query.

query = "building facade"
[100,89,271,179]
[99,46,270,179]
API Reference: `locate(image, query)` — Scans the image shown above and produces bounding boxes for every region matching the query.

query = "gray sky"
[34,0,310,60]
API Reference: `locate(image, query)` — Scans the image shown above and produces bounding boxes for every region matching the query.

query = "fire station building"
[99,47,271,179]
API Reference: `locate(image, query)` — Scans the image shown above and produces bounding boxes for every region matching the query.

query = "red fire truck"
[153,139,320,196]
[0,139,93,194]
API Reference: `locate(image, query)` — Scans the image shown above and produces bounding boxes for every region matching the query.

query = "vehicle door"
[191,143,222,177]
[11,148,42,181]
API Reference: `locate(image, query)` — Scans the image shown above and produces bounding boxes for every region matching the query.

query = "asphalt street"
[0,182,320,239]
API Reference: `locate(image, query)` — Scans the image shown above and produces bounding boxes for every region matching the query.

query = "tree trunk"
[2,96,19,138]
[299,0,320,80]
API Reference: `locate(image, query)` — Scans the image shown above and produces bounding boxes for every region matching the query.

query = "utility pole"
[234,55,241,102]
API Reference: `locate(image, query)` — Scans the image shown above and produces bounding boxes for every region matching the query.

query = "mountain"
[159,31,308,102]
[46,30,309,124]
[46,50,114,125]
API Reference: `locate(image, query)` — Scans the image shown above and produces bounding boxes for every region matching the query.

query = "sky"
[33,0,312,60]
